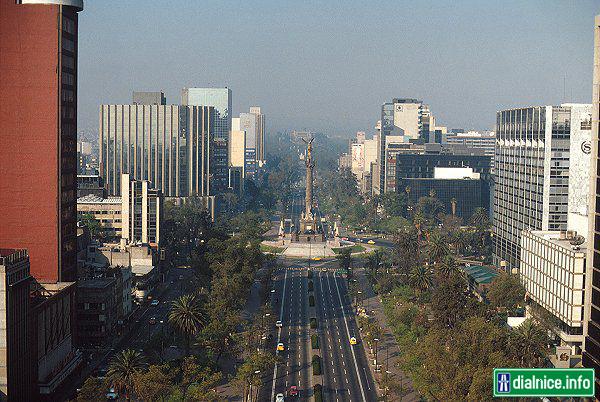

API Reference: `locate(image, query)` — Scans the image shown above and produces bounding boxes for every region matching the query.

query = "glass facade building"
[182,88,231,192]
[99,104,215,198]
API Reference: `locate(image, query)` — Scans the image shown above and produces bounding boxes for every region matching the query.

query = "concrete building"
[0,249,33,401]
[77,195,122,240]
[99,102,215,198]
[76,277,118,345]
[379,98,435,193]
[249,106,266,165]
[77,174,106,198]
[583,15,600,398]
[120,174,162,246]
[77,174,163,246]
[445,130,496,158]
[0,0,84,283]
[520,230,586,352]
[493,103,592,272]
[181,87,231,192]
[239,112,258,177]
[30,280,81,397]
[132,91,166,105]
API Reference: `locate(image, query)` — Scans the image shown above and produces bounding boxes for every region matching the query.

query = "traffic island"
[312,355,322,375]
[313,384,323,402]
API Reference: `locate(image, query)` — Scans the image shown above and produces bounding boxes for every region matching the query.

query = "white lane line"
[332,273,367,402]
[271,267,289,402]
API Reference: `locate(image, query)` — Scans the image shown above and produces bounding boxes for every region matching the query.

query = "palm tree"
[169,294,204,355]
[438,255,459,277]
[409,266,433,294]
[428,231,450,264]
[107,349,146,400]
[469,207,489,229]
[510,319,548,367]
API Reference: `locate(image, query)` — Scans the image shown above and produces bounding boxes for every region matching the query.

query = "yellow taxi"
[349,337,357,345]
[313,257,321,261]
[367,240,375,245]
[277,342,285,351]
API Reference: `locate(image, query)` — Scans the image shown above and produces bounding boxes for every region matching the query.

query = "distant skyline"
[79,0,598,138]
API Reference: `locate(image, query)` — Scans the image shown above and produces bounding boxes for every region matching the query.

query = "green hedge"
[309,295,315,307]
[310,317,317,329]
[311,333,320,349]
[312,355,322,375]
[308,281,314,291]
[314,384,323,402]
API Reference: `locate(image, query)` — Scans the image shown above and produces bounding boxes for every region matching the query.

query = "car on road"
[276,320,283,327]
[277,342,285,351]
[288,385,298,396]
[367,239,375,244]
[106,387,118,400]
[313,257,321,261]
[150,299,159,306]
[149,317,157,325]
[321,267,327,272]
[350,336,357,345]
[275,393,285,402]
[179,275,184,280]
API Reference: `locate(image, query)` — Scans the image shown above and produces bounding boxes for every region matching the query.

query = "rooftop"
[77,277,116,289]
[462,265,498,285]
[527,230,587,253]
[77,194,121,204]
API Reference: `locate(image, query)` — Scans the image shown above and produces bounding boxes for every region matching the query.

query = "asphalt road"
[263,260,377,402]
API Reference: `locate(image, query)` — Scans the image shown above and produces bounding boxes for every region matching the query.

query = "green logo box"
[493,368,595,397]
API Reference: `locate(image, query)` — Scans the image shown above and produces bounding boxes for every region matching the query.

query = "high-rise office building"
[379,98,434,193]
[239,112,258,177]
[99,102,215,198]
[493,104,592,272]
[583,15,600,399]
[249,106,266,165]
[182,88,231,192]
[0,0,84,282]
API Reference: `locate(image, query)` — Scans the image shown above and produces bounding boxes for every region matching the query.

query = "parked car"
[275,393,285,402]
[276,320,283,328]
[150,299,159,306]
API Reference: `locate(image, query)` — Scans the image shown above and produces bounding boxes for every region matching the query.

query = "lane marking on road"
[332,273,367,402]
[271,267,289,402]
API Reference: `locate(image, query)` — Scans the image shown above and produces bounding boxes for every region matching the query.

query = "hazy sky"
[79,1,598,137]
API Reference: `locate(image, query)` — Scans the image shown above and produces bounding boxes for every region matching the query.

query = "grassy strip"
[260,244,285,254]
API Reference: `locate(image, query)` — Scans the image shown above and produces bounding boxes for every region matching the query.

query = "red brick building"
[0,0,83,282]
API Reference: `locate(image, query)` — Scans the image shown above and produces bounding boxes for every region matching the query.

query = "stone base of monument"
[281,240,338,258]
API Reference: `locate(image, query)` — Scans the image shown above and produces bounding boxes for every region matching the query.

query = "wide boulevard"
[262,258,378,401]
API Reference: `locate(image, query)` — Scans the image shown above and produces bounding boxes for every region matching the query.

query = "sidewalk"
[216,263,273,401]
[355,267,420,402]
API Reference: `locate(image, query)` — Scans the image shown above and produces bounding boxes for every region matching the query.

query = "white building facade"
[520,230,586,352]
